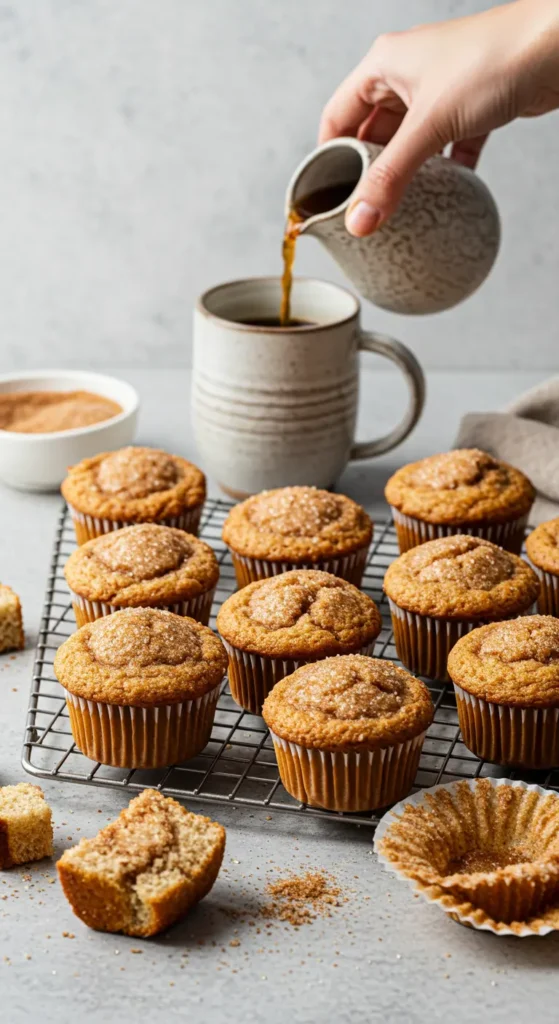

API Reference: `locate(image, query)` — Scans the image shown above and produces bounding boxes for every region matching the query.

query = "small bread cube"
[57,789,225,936]
[0,584,24,653]
[0,783,54,868]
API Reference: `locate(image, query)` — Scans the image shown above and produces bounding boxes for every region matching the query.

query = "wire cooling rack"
[22,499,559,829]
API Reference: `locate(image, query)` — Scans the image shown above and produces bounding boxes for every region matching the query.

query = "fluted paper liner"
[70,587,215,629]
[533,566,559,617]
[67,503,203,546]
[389,600,535,683]
[63,682,221,769]
[374,778,559,936]
[270,731,425,813]
[389,507,528,556]
[453,682,559,770]
[223,640,375,716]
[229,547,369,590]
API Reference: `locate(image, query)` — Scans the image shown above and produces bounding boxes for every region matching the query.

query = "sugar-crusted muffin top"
[262,655,433,751]
[385,449,534,525]
[384,535,539,619]
[216,569,381,659]
[526,517,559,575]
[448,615,559,706]
[61,446,206,521]
[64,524,219,606]
[54,607,227,705]
[222,487,372,561]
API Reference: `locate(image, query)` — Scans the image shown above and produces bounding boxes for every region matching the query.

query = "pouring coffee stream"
[280,180,359,326]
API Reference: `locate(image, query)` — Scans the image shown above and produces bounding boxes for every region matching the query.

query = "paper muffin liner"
[67,503,203,546]
[228,546,369,590]
[389,507,528,556]
[70,587,216,629]
[222,640,376,716]
[533,566,559,616]
[453,682,559,770]
[269,730,425,813]
[389,599,535,683]
[63,681,221,769]
[374,778,559,936]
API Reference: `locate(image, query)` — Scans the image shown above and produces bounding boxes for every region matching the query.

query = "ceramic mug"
[192,277,425,497]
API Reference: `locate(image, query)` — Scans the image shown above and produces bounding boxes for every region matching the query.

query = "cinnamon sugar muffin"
[448,615,559,769]
[64,524,219,627]
[262,655,433,812]
[384,535,539,681]
[222,486,372,588]
[526,517,559,615]
[385,449,534,555]
[54,608,227,769]
[216,570,382,714]
[62,446,206,545]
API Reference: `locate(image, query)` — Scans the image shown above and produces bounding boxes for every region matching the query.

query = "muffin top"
[64,524,219,606]
[216,569,381,659]
[526,517,559,574]
[262,655,433,752]
[61,446,206,521]
[222,487,372,562]
[54,607,227,706]
[448,615,559,707]
[385,449,534,525]
[384,535,539,620]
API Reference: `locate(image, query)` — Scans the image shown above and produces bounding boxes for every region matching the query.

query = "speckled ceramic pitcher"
[285,138,500,315]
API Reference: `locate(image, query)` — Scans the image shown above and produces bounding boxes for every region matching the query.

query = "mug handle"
[350,330,426,460]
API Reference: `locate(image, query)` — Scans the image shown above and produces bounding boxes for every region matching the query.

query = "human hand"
[319,0,559,236]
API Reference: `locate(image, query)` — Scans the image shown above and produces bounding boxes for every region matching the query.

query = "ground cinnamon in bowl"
[0,390,122,433]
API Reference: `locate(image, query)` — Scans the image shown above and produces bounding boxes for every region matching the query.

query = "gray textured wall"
[0,0,557,371]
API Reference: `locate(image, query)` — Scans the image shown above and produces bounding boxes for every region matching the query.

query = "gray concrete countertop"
[2,368,558,1024]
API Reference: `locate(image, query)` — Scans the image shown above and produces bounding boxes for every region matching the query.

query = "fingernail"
[346,201,381,237]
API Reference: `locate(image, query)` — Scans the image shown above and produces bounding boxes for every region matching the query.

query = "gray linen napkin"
[455,377,559,525]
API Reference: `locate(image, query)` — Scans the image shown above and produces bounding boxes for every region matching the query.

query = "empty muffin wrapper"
[374,778,559,937]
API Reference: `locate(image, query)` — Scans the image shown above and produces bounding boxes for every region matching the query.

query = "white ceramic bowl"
[0,370,139,492]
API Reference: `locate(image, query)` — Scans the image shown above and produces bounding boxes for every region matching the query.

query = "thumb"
[345,111,444,236]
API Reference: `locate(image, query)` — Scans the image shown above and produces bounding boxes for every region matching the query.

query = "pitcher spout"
[284,138,367,237]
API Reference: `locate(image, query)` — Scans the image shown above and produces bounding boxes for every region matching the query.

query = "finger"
[357,105,406,144]
[319,64,379,142]
[345,110,444,236]
[450,134,488,169]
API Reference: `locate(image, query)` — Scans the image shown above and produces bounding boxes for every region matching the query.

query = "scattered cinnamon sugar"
[262,871,341,926]
[408,449,497,491]
[96,447,179,498]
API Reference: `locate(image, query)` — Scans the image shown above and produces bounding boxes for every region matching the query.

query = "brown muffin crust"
[222,487,372,562]
[262,655,433,752]
[526,518,559,575]
[64,524,219,606]
[384,535,539,620]
[216,570,381,660]
[61,446,206,521]
[448,615,559,706]
[54,608,227,706]
[385,449,534,525]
